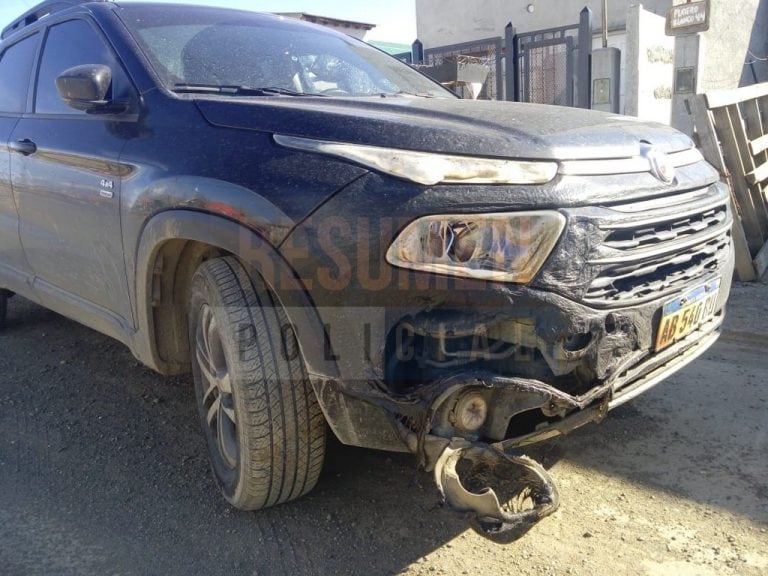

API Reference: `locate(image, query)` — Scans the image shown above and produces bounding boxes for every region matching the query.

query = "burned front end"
[281,136,734,540]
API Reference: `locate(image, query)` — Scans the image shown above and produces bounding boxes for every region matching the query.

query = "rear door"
[0,32,39,288]
[10,17,136,323]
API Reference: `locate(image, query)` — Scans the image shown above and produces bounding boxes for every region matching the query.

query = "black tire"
[0,293,6,330]
[188,256,326,510]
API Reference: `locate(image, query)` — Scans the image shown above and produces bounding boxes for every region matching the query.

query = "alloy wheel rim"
[196,304,239,469]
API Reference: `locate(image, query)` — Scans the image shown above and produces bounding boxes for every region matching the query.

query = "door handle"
[9,139,37,156]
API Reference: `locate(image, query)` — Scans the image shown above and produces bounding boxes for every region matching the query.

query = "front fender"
[132,210,339,381]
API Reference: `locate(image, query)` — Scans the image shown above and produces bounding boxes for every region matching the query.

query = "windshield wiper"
[386,90,437,98]
[172,84,324,97]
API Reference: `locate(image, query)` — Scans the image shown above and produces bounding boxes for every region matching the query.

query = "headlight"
[273,135,558,186]
[386,212,566,283]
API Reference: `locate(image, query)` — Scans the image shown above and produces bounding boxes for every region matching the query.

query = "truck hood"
[194,96,693,161]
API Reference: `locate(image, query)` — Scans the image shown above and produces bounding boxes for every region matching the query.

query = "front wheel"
[0,290,10,330]
[188,256,326,510]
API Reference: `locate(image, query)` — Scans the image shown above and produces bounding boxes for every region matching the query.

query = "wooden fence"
[689,82,768,281]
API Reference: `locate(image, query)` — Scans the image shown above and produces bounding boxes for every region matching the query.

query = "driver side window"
[0,33,39,114]
[35,19,128,115]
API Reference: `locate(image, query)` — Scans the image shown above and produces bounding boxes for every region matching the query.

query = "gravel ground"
[0,284,766,576]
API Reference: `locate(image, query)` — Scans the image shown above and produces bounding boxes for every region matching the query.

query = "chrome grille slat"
[559,148,704,176]
[589,217,731,265]
[602,207,728,250]
[586,238,728,302]
[585,185,732,306]
[589,239,723,290]
[605,187,720,214]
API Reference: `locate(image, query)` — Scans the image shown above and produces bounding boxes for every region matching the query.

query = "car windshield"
[117,5,453,99]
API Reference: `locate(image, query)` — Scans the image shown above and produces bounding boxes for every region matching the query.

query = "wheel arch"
[132,210,338,380]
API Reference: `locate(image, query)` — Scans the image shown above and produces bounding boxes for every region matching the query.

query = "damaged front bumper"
[294,176,734,539]
[309,291,728,538]
[392,302,724,538]
[431,309,726,537]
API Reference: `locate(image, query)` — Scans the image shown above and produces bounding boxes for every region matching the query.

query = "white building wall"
[415,0,671,48]
[625,5,674,124]
[416,0,765,129]
[415,0,656,112]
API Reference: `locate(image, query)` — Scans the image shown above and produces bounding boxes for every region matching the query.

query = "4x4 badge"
[100,178,115,199]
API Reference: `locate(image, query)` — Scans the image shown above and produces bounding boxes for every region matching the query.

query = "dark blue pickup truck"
[0,0,733,539]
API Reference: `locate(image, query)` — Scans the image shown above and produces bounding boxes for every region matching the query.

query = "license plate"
[655,278,721,352]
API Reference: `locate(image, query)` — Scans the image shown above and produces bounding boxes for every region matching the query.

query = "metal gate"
[507,8,592,108]
[409,6,593,107]
[421,38,504,100]
[521,35,575,105]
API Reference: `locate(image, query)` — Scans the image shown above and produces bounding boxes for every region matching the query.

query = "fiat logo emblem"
[642,143,676,184]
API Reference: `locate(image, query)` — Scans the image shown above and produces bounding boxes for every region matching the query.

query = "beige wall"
[670,0,764,134]
[743,0,768,84]
[696,0,762,91]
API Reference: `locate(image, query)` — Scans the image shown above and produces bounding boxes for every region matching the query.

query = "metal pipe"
[602,0,608,48]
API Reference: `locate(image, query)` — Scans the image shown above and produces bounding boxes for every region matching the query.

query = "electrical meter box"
[591,47,621,113]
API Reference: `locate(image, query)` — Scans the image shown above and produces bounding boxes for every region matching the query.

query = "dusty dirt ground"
[0,282,766,576]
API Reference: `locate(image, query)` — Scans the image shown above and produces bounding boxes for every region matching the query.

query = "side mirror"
[56,64,127,114]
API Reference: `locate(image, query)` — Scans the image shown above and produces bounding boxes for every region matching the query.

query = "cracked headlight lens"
[386,212,566,283]
[273,135,558,186]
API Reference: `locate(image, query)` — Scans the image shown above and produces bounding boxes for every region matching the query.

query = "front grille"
[585,186,732,306]
[602,205,728,250]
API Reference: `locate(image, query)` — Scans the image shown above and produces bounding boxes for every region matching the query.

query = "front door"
[0,31,39,288]
[11,17,136,323]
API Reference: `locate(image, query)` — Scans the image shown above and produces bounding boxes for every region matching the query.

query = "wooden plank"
[712,106,768,252]
[726,104,759,174]
[690,95,758,278]
[743,99,768,163]
[705,82,768,109]
[741,99,768,220]
[757,95,768,180]
[757,94,768,214]
[749,133,768,156]
[756,93,768,125]
[731,199,759,281]
[726,104,768,232]
[689,95,727,173]
[754,239,768,279]
[746,161,768,185]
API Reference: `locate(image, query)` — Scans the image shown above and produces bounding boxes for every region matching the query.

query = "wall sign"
[665,0,710,36]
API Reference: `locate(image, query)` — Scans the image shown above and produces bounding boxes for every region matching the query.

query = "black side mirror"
[56,64,127,114]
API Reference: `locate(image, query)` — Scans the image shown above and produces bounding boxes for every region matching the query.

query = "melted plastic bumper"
[433,439,559,542]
